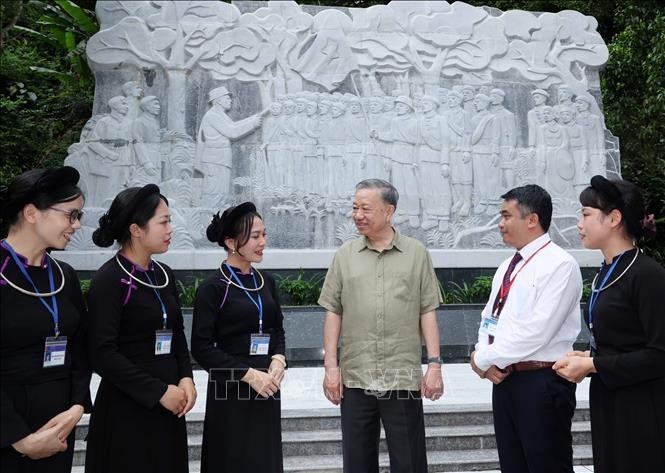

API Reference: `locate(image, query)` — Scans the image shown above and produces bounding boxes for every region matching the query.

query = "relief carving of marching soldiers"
[65,1,619,249]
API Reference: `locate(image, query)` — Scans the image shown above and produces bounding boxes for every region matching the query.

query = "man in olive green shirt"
[318,179,443,473]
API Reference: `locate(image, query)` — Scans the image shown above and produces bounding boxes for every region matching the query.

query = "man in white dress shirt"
[470,184,582,473]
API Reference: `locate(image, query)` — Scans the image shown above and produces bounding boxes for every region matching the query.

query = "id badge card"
[43,336,67,367]
[249,333,270,355]
[479,316,499,337]
[155,329,173,355]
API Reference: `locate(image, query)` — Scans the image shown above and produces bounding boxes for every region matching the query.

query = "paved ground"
[86,364,594,471]
[87,363,591,413]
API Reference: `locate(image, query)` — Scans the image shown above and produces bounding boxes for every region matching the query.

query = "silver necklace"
[591,248,639,293]
[115,255,169,289]
[0,253,65,297]
[219,262,265,292]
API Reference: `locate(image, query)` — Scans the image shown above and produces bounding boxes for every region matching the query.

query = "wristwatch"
[427,355,443,364]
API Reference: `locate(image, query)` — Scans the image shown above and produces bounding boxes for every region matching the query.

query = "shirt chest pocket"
[385,271,414,303]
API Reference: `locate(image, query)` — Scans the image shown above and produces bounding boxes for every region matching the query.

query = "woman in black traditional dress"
[191,202,285,473]
[85,184,196,473]
[554,175,665,472]
[0,166,91,473]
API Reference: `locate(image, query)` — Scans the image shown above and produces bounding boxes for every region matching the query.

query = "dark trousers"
[340,388,427,473]
[492,368,576,473]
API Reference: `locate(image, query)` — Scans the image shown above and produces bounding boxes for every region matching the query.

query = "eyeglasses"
[49,207,84,224]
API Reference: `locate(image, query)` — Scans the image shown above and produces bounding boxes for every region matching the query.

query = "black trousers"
[492,368,576,473]
[340,388,427,473]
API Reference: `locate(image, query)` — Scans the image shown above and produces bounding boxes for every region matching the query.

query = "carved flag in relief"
[293,30,358,91]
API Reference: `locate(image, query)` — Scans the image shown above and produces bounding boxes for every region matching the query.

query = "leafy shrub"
[276,268,325,306]
[177,278,201,307]
[441,275,493,304]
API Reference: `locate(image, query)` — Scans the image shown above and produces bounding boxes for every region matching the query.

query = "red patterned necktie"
[489,251,523,344]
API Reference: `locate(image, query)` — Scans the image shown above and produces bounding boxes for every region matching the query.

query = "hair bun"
[206,212,222,243]
[92,213,115,247]
[92,227,114,248]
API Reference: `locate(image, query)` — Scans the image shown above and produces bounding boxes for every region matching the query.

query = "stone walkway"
[84,364,594,471]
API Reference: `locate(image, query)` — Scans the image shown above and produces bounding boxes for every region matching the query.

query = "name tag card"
[155,329,173,355]
[249,333,270,355]
[43,336,67,367]
[479,317,499,337]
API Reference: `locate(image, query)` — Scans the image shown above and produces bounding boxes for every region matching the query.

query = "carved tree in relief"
[237,1,312,99]
[87,0,241,133]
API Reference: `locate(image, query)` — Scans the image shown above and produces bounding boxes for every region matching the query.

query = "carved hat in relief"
[208,86,231,102]
[394,96,414,109]
[531,88,550,98]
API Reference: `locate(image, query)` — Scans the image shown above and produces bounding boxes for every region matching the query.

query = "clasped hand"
[553,351,595,383]
[242,367,281,399]
[12,404,85,460]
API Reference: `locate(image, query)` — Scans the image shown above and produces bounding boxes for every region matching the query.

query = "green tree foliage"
[0,0,96,182]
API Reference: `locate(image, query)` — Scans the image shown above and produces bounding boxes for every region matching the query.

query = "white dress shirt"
[474,233,582,371]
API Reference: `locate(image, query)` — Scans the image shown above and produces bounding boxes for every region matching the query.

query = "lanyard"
[587,252,624,329]
[496,240,551,312]
[144,270,168,329]
[225,263,264,334]
[3,242,60,336]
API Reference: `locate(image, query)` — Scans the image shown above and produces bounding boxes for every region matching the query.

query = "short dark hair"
[355,179,399,208]
[580,176,645,240]
[501,184,552,232]
[92,184,168,247]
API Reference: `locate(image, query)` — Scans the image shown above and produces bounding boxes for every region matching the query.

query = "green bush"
[177,278,202,307]
[441,275,493,304]
[276,268,325,306]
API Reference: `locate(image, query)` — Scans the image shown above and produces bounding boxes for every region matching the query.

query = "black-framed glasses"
[49,207,84,224]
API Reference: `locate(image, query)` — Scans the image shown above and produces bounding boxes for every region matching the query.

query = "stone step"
[281,444,594,473]
[72,444,594,473]
[72,421,591,466]
[74,405,591,439]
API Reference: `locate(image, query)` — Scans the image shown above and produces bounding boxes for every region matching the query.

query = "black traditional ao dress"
[586,248,665,472]
[85,254,192,473]
[191,266,285,473]
[0,243,92,473]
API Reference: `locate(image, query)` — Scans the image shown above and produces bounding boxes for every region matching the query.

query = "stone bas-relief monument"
[64,0,620,251]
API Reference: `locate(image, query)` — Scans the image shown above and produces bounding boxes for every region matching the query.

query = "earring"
[231,248,236,254]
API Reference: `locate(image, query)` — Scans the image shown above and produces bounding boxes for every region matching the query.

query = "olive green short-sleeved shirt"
[318,229,442,391]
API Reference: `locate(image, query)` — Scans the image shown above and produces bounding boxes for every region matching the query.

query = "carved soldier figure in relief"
[527,89,550,151]
[86,96,132,207]
[469,94,500,215]
[555,86,574,113]
[444,90,473,217]
[437,87,450,114]
[326,100,348,198]
[301,99,322,194]
[345,96,369,190]
[558,106,589,196]
[536,106,575,202]
[372,96,421,227]
[194,87,262,209]
[280,99,298,190]
[121,81,143,121]
[461,85,477,127]
[365,96,389,182]
[489,89,517,193]
[418,95,451,232]
[575,95,606,178]
[130,96,162,187]
[261,100,287,188]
